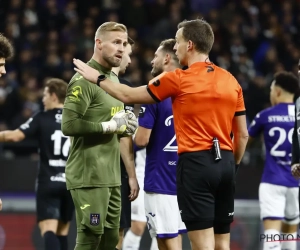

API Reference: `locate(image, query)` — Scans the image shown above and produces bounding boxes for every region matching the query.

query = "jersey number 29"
[269,127,293,157]
[51,130,70,157]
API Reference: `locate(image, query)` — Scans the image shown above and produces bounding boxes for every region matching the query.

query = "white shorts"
[135,148,146,181]
[144,192,187,238]
[259,183,299,224]
[131,148,147,222]
[131,176,147,222]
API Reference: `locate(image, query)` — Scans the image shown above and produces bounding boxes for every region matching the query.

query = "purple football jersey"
[248,103,298,187]
[138,98,178,195]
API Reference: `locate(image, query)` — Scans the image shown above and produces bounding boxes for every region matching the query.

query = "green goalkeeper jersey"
[62,59,124,190]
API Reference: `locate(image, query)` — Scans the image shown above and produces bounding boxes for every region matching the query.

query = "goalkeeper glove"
[123,110,138,136]
[101,110,129,134]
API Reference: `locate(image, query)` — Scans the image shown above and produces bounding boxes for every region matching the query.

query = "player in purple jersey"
[248,71,299,250]
[134,39,186,250]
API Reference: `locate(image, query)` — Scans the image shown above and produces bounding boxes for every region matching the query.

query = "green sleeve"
[61,75,103,136]
[61,108,103,136]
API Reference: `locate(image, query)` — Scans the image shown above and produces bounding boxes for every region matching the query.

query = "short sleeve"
[138,104,157,129]
[248,112,264,138]
[146,71,180,102]
[235,84,246,116]
[63,74,95,116]
[19,112,41,137]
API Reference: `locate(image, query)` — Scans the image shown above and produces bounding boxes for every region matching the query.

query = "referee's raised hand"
[73,58,99,84]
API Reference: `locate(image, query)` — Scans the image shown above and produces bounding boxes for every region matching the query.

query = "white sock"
[150,237,159,250]
[263,229,281,250]
[281,232,297,250]
[122,229,142,250]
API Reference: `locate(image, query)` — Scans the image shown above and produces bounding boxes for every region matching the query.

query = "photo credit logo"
[260,234,300,242]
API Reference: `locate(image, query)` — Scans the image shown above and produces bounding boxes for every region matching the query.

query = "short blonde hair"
[95,22,127,39]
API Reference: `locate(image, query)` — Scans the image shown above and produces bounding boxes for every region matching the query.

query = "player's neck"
[92,54,112,71]
[164,62,178,72]
[51,104,64,109]
[112,67,120,76]
[187,53,210,67]
[276,94,294,104]
[276,99,294,104]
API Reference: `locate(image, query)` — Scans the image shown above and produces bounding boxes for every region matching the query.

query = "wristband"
[101,121,116,134]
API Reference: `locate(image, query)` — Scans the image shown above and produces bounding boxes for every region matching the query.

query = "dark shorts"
[177,150,235,233]
[120,177,131,229]
[36,184,74,223]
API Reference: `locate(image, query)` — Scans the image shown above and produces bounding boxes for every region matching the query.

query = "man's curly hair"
[0,34,14,59]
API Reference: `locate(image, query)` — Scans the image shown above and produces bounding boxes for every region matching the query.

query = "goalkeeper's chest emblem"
[90,214,100,226]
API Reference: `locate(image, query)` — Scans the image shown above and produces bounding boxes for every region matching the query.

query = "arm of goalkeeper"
[101,110,138,135]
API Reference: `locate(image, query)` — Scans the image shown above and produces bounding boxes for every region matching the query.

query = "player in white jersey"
[248,71,299,250]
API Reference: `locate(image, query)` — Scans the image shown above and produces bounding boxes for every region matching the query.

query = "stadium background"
[0,0,299,249]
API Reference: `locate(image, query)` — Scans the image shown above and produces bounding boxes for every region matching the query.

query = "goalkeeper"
[61,22,138,250]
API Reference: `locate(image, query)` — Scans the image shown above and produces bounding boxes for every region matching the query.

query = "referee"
[0,33,14,211]
[73,18,249,250]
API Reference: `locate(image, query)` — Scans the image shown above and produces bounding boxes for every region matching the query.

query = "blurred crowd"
[0,0,299,156]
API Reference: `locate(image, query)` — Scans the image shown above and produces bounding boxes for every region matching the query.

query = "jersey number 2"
[51,130,70,157]
[269,127,293,157]
[163,115,178,152]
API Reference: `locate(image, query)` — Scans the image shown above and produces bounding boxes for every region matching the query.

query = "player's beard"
[103,53,122,68]
[151,66,163,77]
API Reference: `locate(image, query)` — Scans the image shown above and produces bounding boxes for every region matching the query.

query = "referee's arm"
[232,114,249,164]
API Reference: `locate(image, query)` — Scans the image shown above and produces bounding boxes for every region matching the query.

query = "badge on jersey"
[69,86,82,102]
[139,107,146,118]
[153,79,160,87]
[90,213,100,226]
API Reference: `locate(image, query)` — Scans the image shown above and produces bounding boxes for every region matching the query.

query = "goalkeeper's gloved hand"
[123,110,138,136]
[101,110,130,134]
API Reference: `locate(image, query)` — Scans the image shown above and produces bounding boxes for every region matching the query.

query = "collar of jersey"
[88,59,111,75]
[189,61,214,68]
